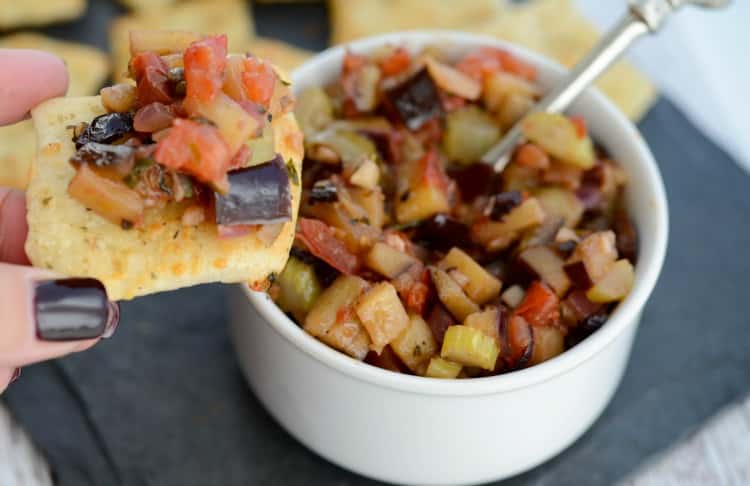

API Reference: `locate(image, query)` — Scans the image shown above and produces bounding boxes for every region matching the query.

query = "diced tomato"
[414,118,444,147]
[456,47,537,83]
[153,118,231,188]
[515,281,560,327]
[228,144,250,170]
[570,115,588,139]
[340,51,368,113]
[241,56,276,108]
[505,315,533,367]
[183,35,228,105]
[378,47,411,77]
[439,90,467,112]
[296,218,359,274]
[131,52,172,105]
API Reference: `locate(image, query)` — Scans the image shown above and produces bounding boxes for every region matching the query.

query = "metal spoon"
[480,0,731,172]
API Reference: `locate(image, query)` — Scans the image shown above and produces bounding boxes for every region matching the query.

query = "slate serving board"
[5,2,750,485]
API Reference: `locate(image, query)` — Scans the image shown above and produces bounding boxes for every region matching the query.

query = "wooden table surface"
[2,395,749,485]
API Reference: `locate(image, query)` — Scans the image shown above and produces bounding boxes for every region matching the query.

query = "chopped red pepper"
[153,118,231,188]
[456,47,537,83]
[184,35,228,105]
[570,115,588,139]
[296,218,359,274]
[515,281,560,327]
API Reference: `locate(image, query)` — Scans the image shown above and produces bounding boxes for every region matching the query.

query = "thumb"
[0,262,119,369]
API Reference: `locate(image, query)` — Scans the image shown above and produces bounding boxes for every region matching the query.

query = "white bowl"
[229,31,668,486]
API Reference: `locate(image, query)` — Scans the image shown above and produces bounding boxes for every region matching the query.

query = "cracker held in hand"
[26,32,303,301]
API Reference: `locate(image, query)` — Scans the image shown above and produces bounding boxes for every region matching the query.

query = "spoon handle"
[480,12,649,170]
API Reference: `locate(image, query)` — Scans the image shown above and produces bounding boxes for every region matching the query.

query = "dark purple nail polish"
[34,278,119,341]
[10,368,21,384]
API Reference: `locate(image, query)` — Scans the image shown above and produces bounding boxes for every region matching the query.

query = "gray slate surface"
[4,2,750,485]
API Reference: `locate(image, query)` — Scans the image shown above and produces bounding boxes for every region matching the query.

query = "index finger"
[0,49,68,126]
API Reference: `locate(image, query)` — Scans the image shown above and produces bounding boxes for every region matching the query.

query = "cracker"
[329,0,499,45]
[26,96,303,300]
[110,0,254,82]
[246,37,313,74]
[478,0,656,121]
[0,0,85,29]
[119,0,177,10]
[0,33,109,190]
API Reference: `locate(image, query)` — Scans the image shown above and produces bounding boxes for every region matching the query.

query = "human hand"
[0,49,119,393]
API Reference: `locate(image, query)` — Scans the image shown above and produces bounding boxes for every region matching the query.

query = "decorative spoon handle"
[480,0,731,171]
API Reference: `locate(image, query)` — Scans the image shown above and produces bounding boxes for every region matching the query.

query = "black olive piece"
[414,213,471,250]
[71,142,135,167]
[310,180,339,203]
[74,112,133,149]
[485,191,522,220]
[167,67,184,83]
[385,68,444,131]
[214,154,292,226]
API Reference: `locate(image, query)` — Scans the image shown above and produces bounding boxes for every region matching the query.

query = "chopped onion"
[134,102,176,133]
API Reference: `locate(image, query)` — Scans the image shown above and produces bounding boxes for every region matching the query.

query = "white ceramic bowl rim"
[244,30,668,397]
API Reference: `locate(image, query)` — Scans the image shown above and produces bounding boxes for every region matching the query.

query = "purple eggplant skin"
[385,68,444,130]
[214,154,292,226]
[74,112,134,149]
[414,213,471,250]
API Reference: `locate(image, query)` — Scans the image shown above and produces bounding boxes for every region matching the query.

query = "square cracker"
[0,0,85,29]
[0,33,109,190]
[476,0,657,121]
[26,96,303,300]
[329,0,500,45]
[109,0,254,82]
[246,37,313,75]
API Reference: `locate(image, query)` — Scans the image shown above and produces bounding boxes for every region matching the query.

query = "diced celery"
[308,129,378,174]
[275,257,322,322]
[245,124,276,167]
[533,186,584,228]
[463,308,502,350]
[305,275,369,339]
[425,357,463,379]
[295,86,334,136]
[529,326,564,366]
[443,105,501,165]
[437,247,502,304]
[519,246,572,297]
[364,242,418,279]
[355,282,410,354]
[586,259,635,303]
[521,112,595,169]
[440,325,499,371]
[483,71,539,113]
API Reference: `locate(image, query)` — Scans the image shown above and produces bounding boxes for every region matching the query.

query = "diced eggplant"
[485,191,522,221]
[533,186,584,228]
[442,105,501,165]
[349,158,380,190]
[521,112,595,169]
[71,142,135,171]
[189,93,260,155]
[529,326,564,366]
[385,68,443,130]
[424,56,481,100]
[309,179,339,203]
[129,29,203,56]
[429,266,479,322]
[365,345,407,372]
[568,230,618,284]
[448,162,496,202]
[425,357,462,379]
[560,289,603,327]
[350,186,386,229]
[324,318,372,361]
[74,112,134,149]
[463,307,503,350]
[563,260,593,290]
[519,246,571,296]
[496,92,534,130]
[275,256,322,323]
[441,325,499,371]
[427,301,455,345]
[304,275,370,355]
[307,129,378,173]
[414,214,471,250]
[501,285,525,309]
[483,71,540,113]
[391,314,438,373]
[245,123,276,167]
[214,154,292,226]
[355,282,411,355]
[68,163,144,228]
[295,86,334,136]
[613,207,638,262]
[437,247,502,304]
[395,150,451,224]
[586,259,634,303]
[100,84,137,113]
[472,197,545,251]
[364,242,418,279]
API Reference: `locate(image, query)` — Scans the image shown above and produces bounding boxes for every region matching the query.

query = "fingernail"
[34,278,119,341]
[10,368,21,384]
